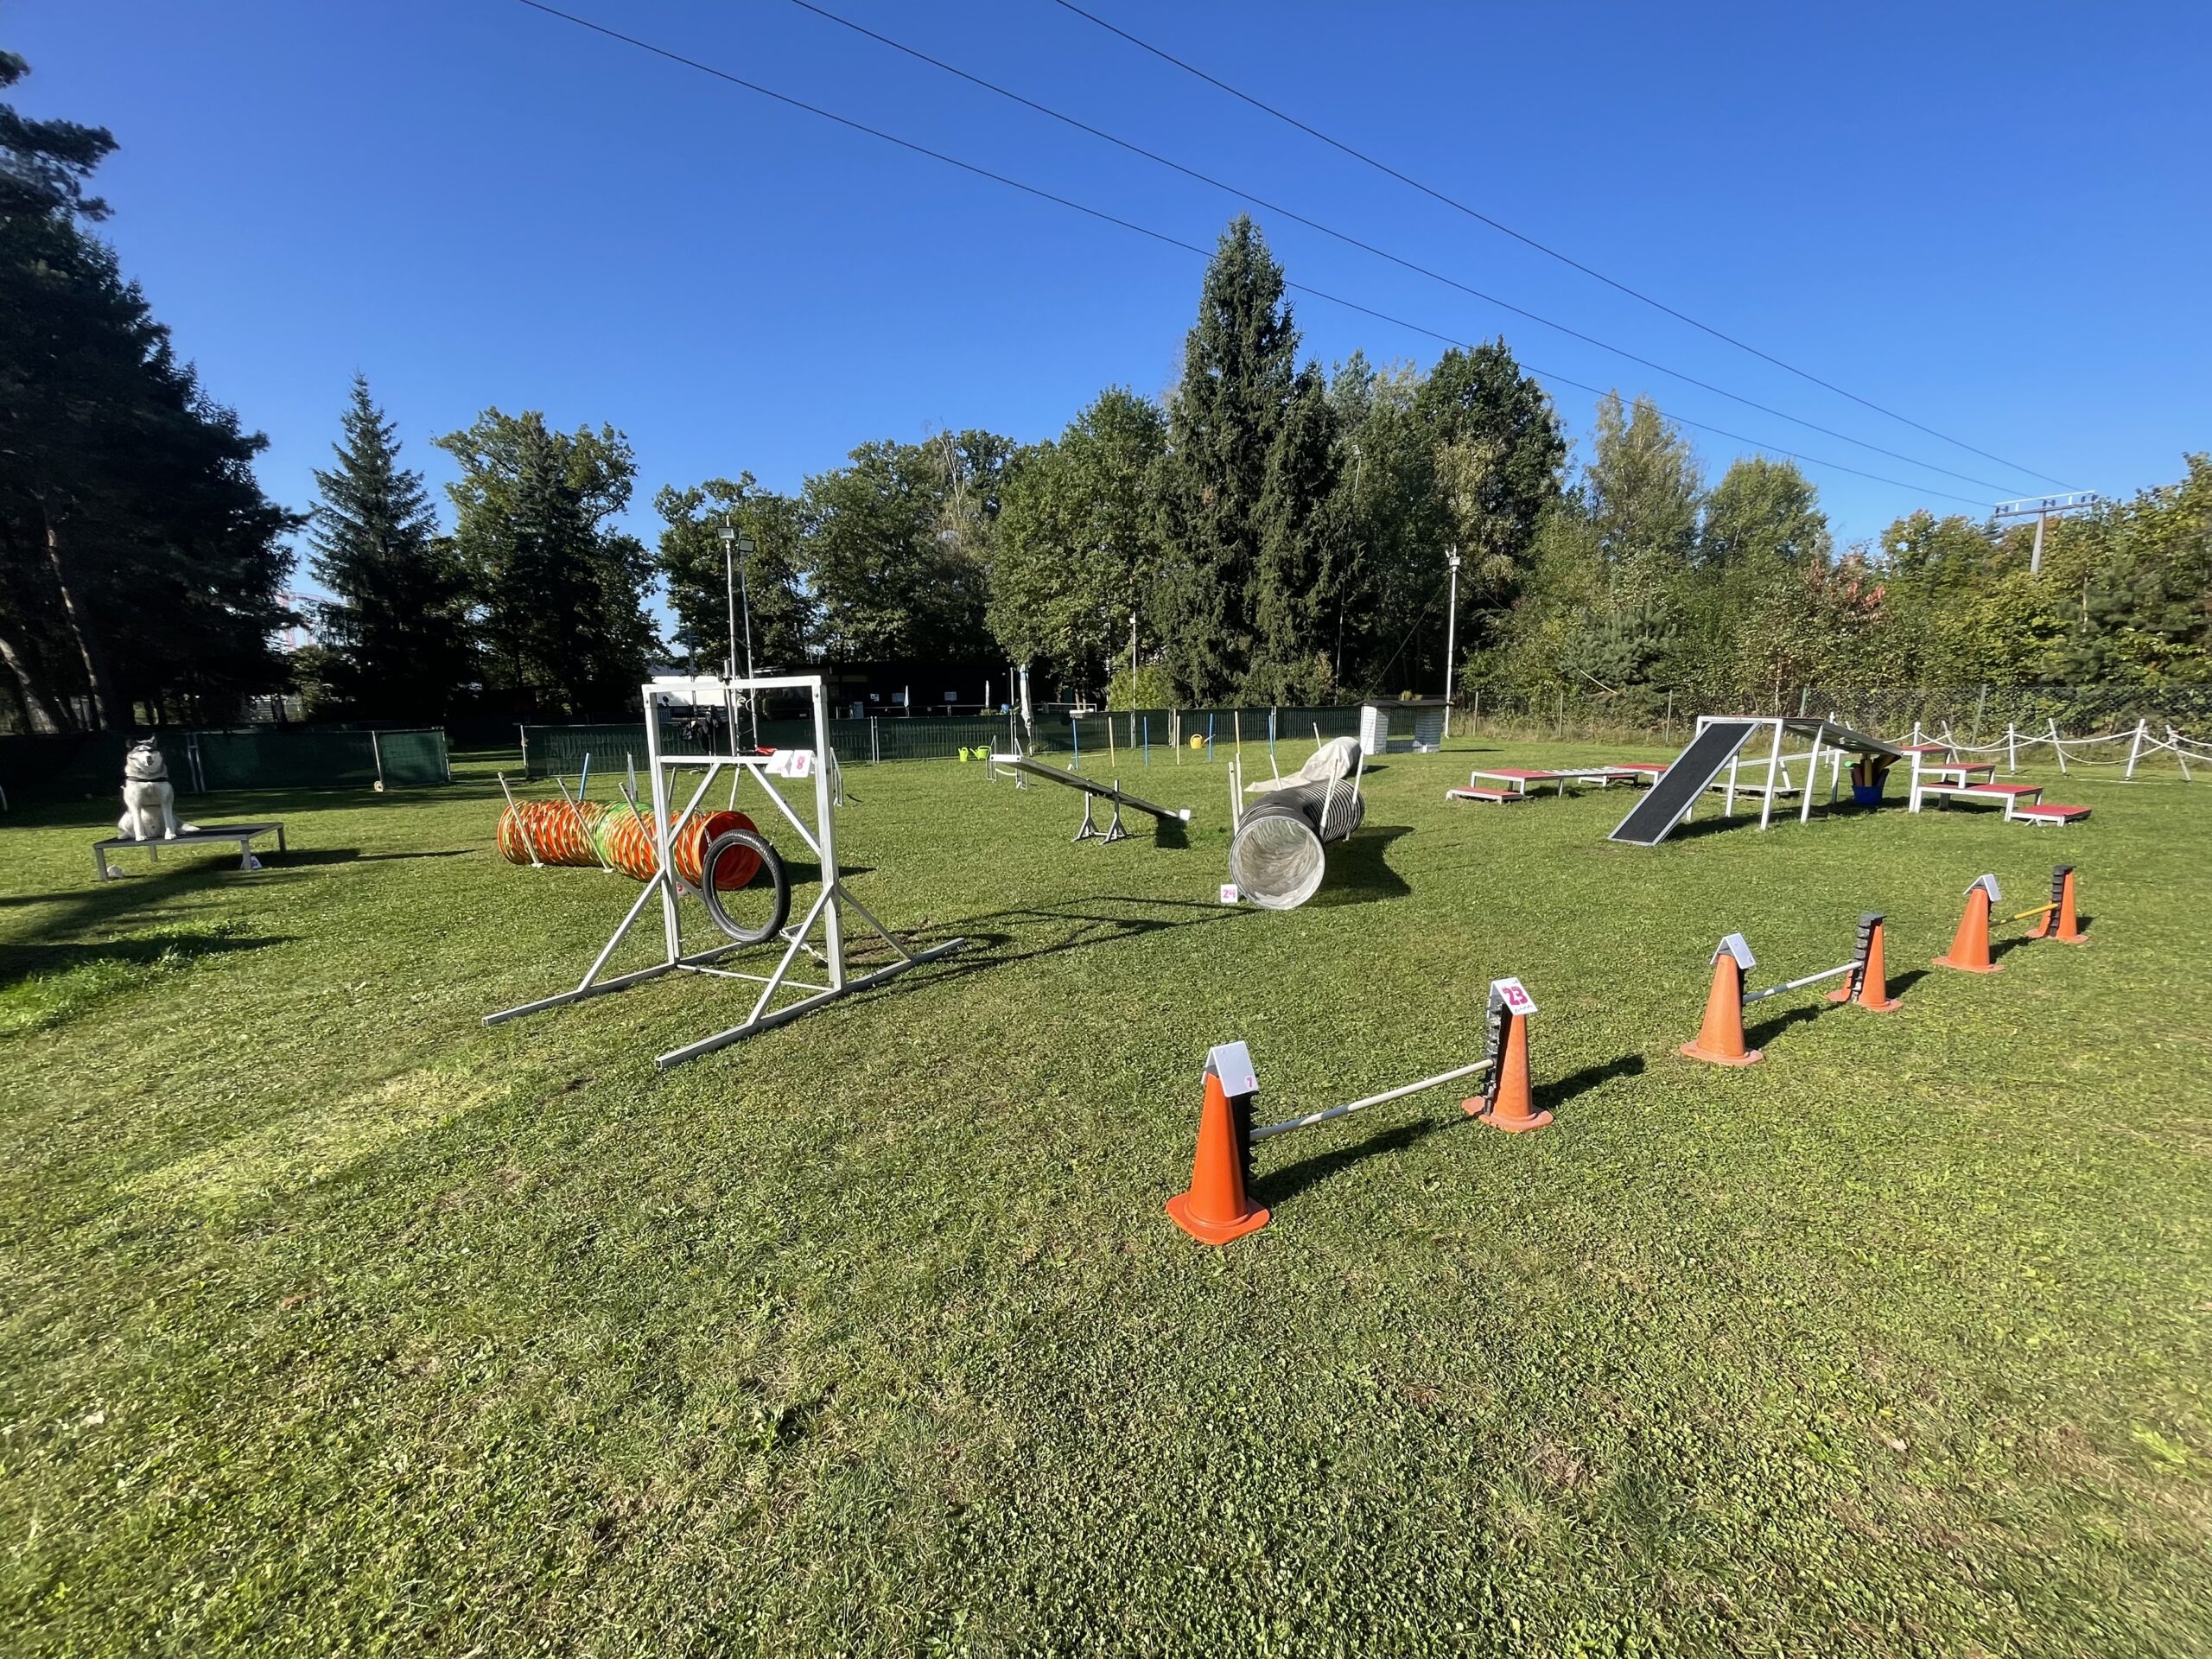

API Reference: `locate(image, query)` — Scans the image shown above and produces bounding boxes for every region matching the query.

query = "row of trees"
[7,34,2203,732]
[276,229,2212,727]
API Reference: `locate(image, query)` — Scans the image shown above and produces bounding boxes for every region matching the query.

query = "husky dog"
[118,738,197,841]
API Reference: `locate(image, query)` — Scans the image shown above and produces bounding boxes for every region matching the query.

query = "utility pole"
[1442,548,1462,726]
[1993,491,2101,576]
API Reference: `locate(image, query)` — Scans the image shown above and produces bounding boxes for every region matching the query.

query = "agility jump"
[987,752,1192,843]
[1683,914,1898,1065]
[1934,866,2088,973]
[1168,977,1543,1244]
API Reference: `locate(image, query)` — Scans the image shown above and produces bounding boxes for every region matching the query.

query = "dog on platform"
[118,738,197,841]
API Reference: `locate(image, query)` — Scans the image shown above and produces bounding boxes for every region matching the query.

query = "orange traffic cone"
[1829,913,1900,1012]
[1936,876,2003,973]
[1465,1005,1550,1130]
[1681,948,1762,1065]
[2031,866,2088,945]
[1166,1067,1268,1244]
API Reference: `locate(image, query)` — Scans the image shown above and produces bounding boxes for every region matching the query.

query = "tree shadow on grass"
[1255,1116,1450,1209]
[846,893,1257,986]
[1307,825,1414,907]
[0,928,289,988]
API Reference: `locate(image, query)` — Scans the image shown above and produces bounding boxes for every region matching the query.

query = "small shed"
[1360,698,1448,756]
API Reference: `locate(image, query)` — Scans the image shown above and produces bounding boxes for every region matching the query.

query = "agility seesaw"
[1933,866,2087,973]
[988,752,1192,844]
[1683,913,1897,1066]
[1168,977,1544,1244]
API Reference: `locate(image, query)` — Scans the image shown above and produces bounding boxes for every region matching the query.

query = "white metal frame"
[1693,715,1855,829]
[484,672,963,1068]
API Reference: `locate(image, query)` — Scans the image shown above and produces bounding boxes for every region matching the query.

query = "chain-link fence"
[520,704,1372,779]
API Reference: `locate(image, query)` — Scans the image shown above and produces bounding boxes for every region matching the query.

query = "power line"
[505,0,1992,509]
[785,0,2018,497]
[1049,0,2073,493]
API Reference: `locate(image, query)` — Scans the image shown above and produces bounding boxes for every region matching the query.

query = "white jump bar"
[1250,1059,1491,1143]
[1740,962,1855,1004]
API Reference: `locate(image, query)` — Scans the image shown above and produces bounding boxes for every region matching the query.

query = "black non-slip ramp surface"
[1609,721,1759,846]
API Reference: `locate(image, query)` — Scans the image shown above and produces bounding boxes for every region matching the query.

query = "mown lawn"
[3,735,2209,1656]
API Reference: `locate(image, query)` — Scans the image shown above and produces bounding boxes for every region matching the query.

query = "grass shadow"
[1885,968,1930,1000]
[1744,1001,1826,1049]
[1309,825,1414,908]
[0,928,289,988]
[1535,1052,1646,1116]
[851,894,1255,986]
[1255,1116,1451,1208]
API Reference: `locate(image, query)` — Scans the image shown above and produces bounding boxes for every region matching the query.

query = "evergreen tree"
[436,409,657,717]
[1245,364,1342,702]
[1152,217,1300,701]
[0,48,296,729]
[1586,391,1702,592]
[306,376,470,718]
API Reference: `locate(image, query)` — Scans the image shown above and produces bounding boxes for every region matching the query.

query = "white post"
[1758,720,1783,830]
[2049,718,2067,777]
[2005,722,2017,775]
[1442,549,1461,728]
[645,687,681,963]
[2126,718,2146,779]
[811,677,846,987]
[1798,729,1820,823]
[2172,726,2195,783]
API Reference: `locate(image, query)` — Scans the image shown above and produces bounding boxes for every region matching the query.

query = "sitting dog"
[118,738,197,841]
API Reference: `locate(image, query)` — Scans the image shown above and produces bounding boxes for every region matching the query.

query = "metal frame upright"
[484,672,963,1068]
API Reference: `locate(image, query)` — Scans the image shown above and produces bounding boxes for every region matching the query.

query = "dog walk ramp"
[1609,721,1759,846]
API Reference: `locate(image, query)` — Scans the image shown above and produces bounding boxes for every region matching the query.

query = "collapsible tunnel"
[1229,781,1366,910]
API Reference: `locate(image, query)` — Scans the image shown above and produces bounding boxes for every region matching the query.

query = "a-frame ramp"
[1609,720,1759,846]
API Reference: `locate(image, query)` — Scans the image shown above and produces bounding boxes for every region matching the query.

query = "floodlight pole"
[719,518,760,749]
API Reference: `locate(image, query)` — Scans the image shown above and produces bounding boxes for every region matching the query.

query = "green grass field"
[4,738,2209,1656]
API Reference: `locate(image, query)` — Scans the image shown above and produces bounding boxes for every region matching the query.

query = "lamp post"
[1442,548,1462,731]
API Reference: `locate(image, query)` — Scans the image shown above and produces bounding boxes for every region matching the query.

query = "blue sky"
[12,0,2209,598]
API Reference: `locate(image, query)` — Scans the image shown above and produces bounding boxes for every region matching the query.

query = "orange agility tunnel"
[497,798,763,888]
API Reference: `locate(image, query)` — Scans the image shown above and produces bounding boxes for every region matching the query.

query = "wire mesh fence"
[517,705,1371,779]
[0,725,451,803]
[193,728,450,791]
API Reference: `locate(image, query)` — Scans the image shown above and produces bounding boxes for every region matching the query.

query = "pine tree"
[307,376,470,718]
[1152,217,1300,701]
[1244,364,1342,702]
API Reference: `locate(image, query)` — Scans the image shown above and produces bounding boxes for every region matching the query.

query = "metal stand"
[484,673,963,1069]
[1073,785,1129,844]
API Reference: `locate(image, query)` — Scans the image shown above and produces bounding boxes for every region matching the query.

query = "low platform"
[2016,803,2091,825]
[1458,766,1659,804]
[94,822,286,880]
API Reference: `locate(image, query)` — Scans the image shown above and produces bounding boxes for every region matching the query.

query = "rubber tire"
[698,828,789,945]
